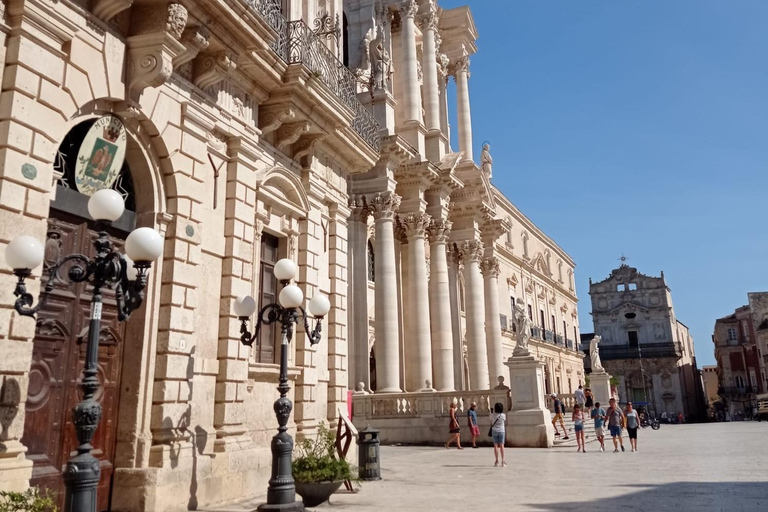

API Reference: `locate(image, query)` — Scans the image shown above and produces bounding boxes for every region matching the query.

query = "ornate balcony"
[555,334,564,346]
[599,342,682,361]
[531,326,542,339]
[245,1,380,152]
[544,330,555,343]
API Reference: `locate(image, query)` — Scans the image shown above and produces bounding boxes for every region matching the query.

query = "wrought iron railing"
[555,334,564,346]
[544,330,555,342]
[244,1,380,151]
[599,342,682,361]
[531,326,542,339]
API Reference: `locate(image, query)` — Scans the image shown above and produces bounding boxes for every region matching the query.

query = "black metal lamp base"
[256,502,305,511]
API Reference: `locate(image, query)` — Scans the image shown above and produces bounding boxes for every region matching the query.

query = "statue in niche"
[369,35,392,91]
[481,143,493,178]
[358,26,374,73]
[590,335,605,373]
[512,300,531,355]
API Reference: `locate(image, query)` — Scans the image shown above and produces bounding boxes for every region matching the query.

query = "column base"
[425,129,449,163]
[508,408,555,448]
[398,120,427,155]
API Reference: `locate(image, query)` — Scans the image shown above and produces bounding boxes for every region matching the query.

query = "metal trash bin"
[357,425,381,481]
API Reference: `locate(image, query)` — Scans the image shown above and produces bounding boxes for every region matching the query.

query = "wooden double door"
[22,213,127,511]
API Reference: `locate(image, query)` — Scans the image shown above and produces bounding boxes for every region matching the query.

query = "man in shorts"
[550,393,569,439]
[591,401,606,452]
[467,402,480,448]
[605,398,626,453]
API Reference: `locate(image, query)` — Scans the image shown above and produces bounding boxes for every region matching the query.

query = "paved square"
[215,422,768,511]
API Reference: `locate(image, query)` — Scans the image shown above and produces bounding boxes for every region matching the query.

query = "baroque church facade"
[0,0,582,510]
[583,263,705,421]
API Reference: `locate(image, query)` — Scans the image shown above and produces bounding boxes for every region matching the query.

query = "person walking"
[606,398,626,453]
[625,402,640,452]
[575,385,586,411]
[572,404,586,453]
[467,402,480,448]
[445,402,463,450]
[591,401,606,452]
[551,393,569,439]
[490,402,507,467]
[584,388,594,415]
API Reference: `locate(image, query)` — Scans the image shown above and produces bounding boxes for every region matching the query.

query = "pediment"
[255,166,310,217]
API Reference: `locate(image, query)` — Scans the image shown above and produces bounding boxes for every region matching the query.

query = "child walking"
[572,404,586,453]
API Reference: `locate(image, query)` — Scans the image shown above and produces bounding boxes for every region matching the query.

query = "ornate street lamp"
[232,258,330,512]
[4,189,163,512]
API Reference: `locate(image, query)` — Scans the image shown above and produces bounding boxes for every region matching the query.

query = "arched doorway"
[21,118,138,511]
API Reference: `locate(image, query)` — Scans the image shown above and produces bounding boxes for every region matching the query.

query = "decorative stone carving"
[193,52,237,90]
[481,143,493,178]
[92,0,133,22]
[426,219,452,243]
[275,122,310,150]
[398,212,431,239]
[174,25,210,68]
[166,3,188,39]
[293,133,326,162]
[126,33,184,102]
[437,53,450,77]
[450,55,470,79]
[457,240,483,262]
[369,35,392,91]
[480,257,500,278]
[399,0,418,18]
[367,192,401,221]
[418,11,439,33]
[507,274,518,288]
[348,196,370,224]
[513,299,531,356]
[260,108,296,135]
[589,335,605,373]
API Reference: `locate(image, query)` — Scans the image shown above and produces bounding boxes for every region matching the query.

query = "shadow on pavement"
[525,481,768,511]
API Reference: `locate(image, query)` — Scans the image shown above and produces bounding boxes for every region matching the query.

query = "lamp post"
[4,189,163,512]
[232,258,330,512]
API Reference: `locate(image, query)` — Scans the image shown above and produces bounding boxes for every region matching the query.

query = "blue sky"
[440,0,768,366]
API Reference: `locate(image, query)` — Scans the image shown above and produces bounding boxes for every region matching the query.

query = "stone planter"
[295,481,344,508]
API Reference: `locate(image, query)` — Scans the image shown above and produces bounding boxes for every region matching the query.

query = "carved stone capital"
[427,219,452,243]
[174,25,210,68]
[348,196,370,224]
[449,56,470,78]
[367,192,401,221]
[398,212,431,239]
[193,52,237,90]
[481,257,500,278]
[399,0,418,18]
[276,122,310,150]
[457,240,483,263]
[92,0,133,22]
[418,11,439,33]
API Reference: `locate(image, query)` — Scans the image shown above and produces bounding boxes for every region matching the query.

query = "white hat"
[550,393,557,398]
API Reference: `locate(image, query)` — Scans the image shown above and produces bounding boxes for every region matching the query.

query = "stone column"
[482,257,506,386]
[399,212,433,391]
[453,56,473,160]
[458,240,489,390]
[347,198,370,391]
[368,192,402,393]
[447,248,464,390]
[428,220,455,391]
[399,0,422,123]
[419,9,440,131]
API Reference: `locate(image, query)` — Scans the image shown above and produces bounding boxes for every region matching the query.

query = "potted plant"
[0,488,57,512]
[292,423,354,507]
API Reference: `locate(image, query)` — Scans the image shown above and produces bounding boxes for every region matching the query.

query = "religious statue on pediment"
[481,143,493,178]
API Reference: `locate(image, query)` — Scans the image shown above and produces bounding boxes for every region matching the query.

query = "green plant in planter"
[0,488,57,512]
[292,423,353,484]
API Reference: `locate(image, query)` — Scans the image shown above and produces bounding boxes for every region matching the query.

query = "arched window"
[367,239,375,282]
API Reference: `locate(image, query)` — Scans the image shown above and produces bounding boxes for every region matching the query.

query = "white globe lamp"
[123,254,138,281]
[278,284,304,309]
[233,295,257,318]
[308,293,331,318]
[5,235,44,271]
[274,258,297,282]
[125,227,164,263]
[88,189,125,222]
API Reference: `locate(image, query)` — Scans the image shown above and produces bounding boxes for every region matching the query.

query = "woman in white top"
[490,402,507,467]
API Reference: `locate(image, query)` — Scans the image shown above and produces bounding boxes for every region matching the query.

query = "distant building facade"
[712,302,766,418]
[701,365,720,418]
[583,264,705,420]
[747,292,768,391]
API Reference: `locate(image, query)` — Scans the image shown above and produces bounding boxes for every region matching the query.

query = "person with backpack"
[490,402,507,467]
[550,393,569,439]
[591,401,607,452]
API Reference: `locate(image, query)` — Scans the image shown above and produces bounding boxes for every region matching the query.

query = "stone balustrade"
[351,389,512,445]
[544,393,577,411]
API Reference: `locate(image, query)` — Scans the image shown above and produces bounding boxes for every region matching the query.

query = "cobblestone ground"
[211,422,768,511]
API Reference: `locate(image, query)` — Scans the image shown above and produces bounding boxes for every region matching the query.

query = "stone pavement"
[208,422,768,511]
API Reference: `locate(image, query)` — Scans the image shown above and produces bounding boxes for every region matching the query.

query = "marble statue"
[513,300,531,355]
[369,35,392,91]
[590,335,605,373]
[481,143,493,178]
